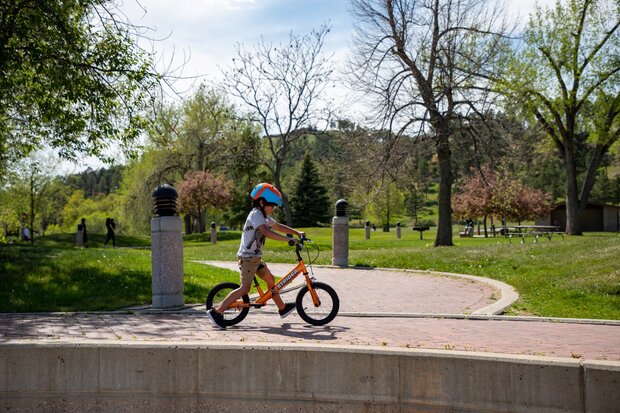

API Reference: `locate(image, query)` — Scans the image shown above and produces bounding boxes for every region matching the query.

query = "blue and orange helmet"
[250,183,283,207]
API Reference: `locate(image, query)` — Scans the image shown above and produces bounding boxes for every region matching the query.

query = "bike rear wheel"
[206,282,250,326]
[295,282,339,326]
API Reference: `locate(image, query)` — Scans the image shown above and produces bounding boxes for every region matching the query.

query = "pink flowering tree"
[453,167,551,236]
[177,171,233,233]
[452,167,499,236]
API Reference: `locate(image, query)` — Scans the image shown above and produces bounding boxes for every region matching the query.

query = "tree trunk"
[198,208,205,233]
[386,186,391,231]
[184,214,192,235]
[434,133,454,246]
[273,162,293,226]
[564,142,582,235]
[29,174,35,245]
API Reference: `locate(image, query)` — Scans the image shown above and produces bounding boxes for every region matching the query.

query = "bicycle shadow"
[232,322,350,341]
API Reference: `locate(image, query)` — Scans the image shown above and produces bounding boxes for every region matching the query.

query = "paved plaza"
[2,263,619,360]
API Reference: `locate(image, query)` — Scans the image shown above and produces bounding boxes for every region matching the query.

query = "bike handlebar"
[288,236,310,250]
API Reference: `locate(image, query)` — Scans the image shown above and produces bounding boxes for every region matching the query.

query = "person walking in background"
[104,218,116,248]
[80,218,88,247]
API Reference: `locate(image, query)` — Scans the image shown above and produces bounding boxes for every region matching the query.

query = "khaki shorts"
[238,256,271,289]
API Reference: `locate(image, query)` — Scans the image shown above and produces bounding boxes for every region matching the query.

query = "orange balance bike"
[206,237,339,327]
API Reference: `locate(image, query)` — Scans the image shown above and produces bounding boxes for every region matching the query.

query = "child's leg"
[216,257,257,313]
[215,285,251,313]
[257,264,285,310]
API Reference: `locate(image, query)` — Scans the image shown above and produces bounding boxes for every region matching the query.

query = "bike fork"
[306,275,321,307]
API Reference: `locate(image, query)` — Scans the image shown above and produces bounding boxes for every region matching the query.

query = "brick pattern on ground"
[2,313,619,360]
[2,263,618,361]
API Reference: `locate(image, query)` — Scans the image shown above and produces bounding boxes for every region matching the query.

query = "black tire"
[206,282,250,326]
[295,282,339,326]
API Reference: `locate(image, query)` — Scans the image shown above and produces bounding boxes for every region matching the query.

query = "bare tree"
[348,0,512,246]
[220,25,334,225]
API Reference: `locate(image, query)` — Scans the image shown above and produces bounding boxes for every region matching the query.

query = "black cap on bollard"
[152,184,178,216]
[335,199,348,217]
[211,222,216,229]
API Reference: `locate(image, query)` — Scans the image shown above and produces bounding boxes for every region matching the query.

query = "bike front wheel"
[206,282,250,326]
[295,282,339,326]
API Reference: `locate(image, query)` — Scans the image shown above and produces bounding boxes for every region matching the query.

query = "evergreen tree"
[290,154,331,227]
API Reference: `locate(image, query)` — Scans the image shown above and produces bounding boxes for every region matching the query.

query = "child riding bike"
[207,182,305,329]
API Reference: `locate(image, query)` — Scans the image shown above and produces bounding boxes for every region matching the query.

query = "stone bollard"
[332,199,349,267]
[151,184,184,309]
[396,222,401,239]
[210,222,217,244]
[365,221,371,240]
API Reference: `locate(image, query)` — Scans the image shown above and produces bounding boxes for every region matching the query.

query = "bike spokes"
[296,282,339,326]
[205,282,250,326]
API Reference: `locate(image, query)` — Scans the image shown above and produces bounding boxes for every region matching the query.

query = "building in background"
[537,202,620,232]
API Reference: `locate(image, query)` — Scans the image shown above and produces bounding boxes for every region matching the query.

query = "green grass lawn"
[2,227,619,319]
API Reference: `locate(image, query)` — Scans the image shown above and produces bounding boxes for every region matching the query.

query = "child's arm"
[271,222,305,239]
[258,223,304,243]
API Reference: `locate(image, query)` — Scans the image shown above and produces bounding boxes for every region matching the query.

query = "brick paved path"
[2,313,619,360]
[198,262,500,315]
[2,264,619,361]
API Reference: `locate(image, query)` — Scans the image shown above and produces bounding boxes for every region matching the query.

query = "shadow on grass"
[13,232,152,248]
[183,231,241,242]
[0,245,152,312]
[0,243,239,313]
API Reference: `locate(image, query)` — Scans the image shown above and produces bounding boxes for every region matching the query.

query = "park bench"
[505,226,563,243]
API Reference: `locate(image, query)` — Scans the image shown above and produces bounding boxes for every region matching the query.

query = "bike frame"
[229,242,320,309]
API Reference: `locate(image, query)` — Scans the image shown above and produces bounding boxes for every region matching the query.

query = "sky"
[123,0,355,93]
[62,0,557,173]
[124,0,555,95]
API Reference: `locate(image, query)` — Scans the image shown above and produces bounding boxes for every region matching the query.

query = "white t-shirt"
[237,208,275,257]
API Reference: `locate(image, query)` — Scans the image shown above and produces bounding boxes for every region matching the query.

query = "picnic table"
[412,225,430,240]
[505,225,563,243]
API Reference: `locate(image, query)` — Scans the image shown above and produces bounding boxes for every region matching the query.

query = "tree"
[349,0,513,246]
[404,184,427,223]
[64,165,125,197]
[452,168,497,234]
[61,189,119,234]
[502,0,620,234]
[0,0,161,177]
[366,182,406,230]
[179,85,237,172]
[453,167,552,234]
[118,88,253,234]
[290,154,331,227]
[3,153,62,242]
[176,171,233,233]
[220,25,335,226]
[218,121,264,229]
[117,151,171,235]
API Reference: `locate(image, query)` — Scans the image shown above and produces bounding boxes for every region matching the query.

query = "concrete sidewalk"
[1,263,619,361]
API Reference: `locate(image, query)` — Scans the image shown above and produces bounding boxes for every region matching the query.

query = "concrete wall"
[1,341,619,413]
